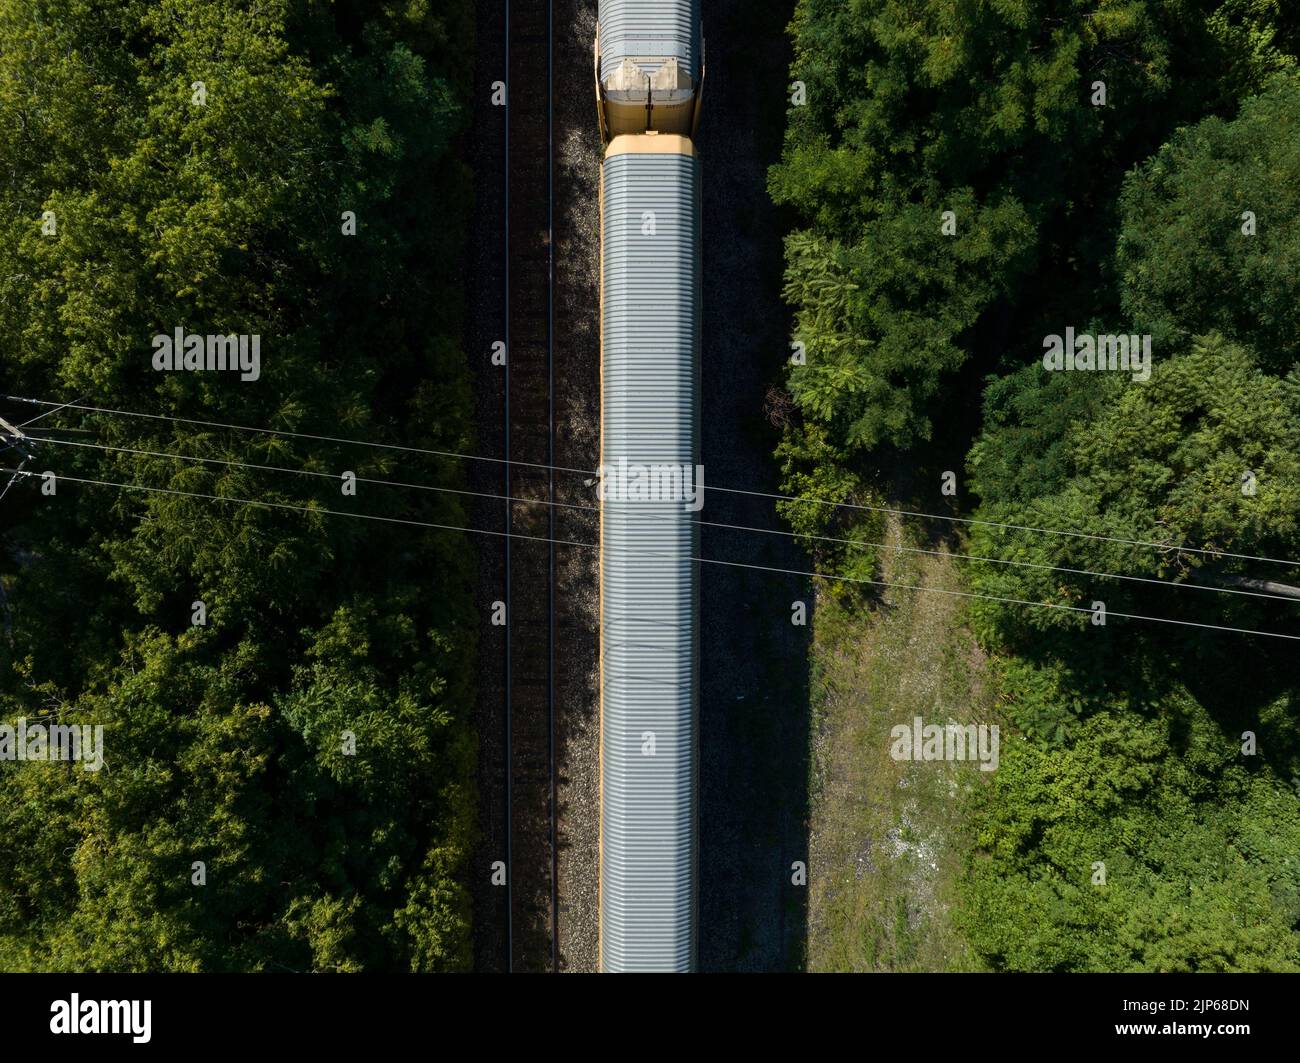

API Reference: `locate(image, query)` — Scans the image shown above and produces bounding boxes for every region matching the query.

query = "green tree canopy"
[770,0,1298,456]
[968,336,1300,641]
[0,0,478,971]
[962,706,1300,972]
[1117,73,1300,370]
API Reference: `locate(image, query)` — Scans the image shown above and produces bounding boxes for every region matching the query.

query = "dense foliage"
[774,2,1300,970]
[0,0,477,971]
[1116,76,1300,367]
[771,0,1297,452]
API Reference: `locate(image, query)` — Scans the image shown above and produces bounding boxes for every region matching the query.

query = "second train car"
[596,0,703,973]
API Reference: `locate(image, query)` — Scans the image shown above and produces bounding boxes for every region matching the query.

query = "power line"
[0,460,27,504]
[1,395,594,479]
[16,394,86,431]
[503,0,513,975]
[701,515,1300,604]
[8,393,1300,570]
[546,0,558,977]
[711,485,1300,569]
[7,467,1298,642]
[29,433,1300,605]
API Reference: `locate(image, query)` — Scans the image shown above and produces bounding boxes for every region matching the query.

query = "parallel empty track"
[504,0,559,973]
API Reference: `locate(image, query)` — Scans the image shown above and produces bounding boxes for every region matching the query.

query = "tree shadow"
[698,0,810,971]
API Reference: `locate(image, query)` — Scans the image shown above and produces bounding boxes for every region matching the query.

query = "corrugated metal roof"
[598,0,701,83]
[600,147,700,973]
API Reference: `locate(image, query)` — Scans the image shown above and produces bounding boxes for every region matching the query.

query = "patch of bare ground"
[806,514,998,971]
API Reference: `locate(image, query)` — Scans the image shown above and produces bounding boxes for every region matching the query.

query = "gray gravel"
[552,0,601,973]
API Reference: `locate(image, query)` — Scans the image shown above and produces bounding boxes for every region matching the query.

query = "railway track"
[504,0,559,973]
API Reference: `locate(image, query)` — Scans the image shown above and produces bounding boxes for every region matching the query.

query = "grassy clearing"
[805,514,1000,971]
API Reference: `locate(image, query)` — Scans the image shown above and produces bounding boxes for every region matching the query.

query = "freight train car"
[598,134,701,972]
[596,0,703,974]
[595,0,703,142]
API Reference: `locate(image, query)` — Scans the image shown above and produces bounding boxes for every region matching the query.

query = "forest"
[0,0,478,971]
[772,0,1300,969]
[2,0,1297,976]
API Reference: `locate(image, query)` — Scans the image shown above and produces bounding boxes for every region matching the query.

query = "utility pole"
[1196,571,1300,601]
[0,415,35,460]
[0,413,36,505]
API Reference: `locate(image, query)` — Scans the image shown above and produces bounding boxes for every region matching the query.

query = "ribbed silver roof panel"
[600,148,700,973]
[598,0,701,82]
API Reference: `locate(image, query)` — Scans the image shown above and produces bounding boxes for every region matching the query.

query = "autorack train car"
[596,0,703,973]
